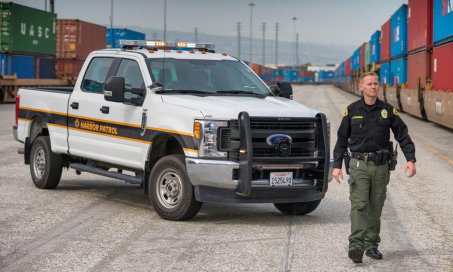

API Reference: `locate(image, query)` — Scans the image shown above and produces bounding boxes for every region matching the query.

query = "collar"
[359,97,384,111]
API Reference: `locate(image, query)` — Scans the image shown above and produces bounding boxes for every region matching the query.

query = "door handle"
[70,102,79,109]
[100,106,109,114]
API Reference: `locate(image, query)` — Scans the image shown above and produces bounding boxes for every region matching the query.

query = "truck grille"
[219,117,321,162]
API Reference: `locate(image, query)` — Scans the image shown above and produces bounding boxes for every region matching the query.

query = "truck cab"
[14,40,333,220]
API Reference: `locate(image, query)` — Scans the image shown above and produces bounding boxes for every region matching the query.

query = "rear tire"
[149,155,202,220]
[274,200,321,215]
[30,136,63,189]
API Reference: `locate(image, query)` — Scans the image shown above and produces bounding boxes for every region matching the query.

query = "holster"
[344,151,351,175]
[388,141,398,171]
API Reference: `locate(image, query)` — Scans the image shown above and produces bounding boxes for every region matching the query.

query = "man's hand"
[404,161,416,178]
[333,168,343,183]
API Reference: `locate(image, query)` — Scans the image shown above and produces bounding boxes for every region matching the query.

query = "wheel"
[274,200,321,215]
[149,155,202,220]
[30,136,63,189]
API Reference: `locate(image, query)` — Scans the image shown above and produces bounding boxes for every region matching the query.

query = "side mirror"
[104,76,125,102]
[269,85,280,96]
[277,82,293,99]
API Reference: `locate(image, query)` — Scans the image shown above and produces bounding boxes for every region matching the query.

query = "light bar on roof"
[118,40,147,46]
[118,40,215,50]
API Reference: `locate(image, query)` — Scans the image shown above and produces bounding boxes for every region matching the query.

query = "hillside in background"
[126,26,354,66]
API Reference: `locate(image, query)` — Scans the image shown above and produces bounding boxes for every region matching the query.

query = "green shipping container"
[364,41,370,68]
[0,2,56,55]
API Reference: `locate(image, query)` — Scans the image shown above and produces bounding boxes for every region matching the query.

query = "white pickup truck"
[13,40,333,220]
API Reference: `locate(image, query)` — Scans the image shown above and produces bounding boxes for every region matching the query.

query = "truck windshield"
[146,58,272,96]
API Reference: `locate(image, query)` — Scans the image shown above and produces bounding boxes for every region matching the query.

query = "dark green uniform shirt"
[333,97,416,169]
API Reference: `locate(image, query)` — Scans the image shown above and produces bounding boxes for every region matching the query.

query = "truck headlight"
[194,120,228,158]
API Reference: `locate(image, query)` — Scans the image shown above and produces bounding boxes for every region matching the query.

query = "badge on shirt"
[381,109,388,119]
[343,108,348,117]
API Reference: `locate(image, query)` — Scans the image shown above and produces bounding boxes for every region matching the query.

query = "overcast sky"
[16,0,406,46]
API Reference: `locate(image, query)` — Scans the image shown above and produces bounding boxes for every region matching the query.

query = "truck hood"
[161,95,319,119]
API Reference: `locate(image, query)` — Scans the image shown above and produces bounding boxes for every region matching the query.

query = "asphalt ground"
[1,85,452,271]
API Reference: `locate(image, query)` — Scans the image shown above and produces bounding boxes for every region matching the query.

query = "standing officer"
[332,72,416,263]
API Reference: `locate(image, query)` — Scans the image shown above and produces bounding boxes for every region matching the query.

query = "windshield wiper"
[164,89,211,94]
[216,90,264,96]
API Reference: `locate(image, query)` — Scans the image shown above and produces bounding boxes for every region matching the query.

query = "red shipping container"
[407,0,433,53]
[407,50,431,89]
[345,57,351,76]
[381,19,391,62]
[57,19,106,59]
[360,42,366,69]
[56,59,85,78]
[275,76,284,81]
[299,71,315,78]
[432,42,453,91]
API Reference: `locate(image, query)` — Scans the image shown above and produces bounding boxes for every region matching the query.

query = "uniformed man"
[332,72,416,263]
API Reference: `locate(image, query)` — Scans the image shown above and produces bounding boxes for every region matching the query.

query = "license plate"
[270,172,293,186]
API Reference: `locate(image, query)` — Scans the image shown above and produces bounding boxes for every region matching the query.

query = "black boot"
[366,248,383,259]
[348,246,364,263]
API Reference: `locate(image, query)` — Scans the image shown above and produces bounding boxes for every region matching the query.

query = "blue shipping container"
[391,4,408,59]
[274,69,284,77]
[0,54,35,78]
[106,28,145,48]
[298,77,315,83]
[380,61,390,86]
[390,57,407,87]
[370,30,381,64]
[433,0,453,46]
[283,70,299,78]
[352,47,361,71]
[340,62,345,76]
[38,57,55,79]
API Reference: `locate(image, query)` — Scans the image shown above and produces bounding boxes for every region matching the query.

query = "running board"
[70,163,143,184]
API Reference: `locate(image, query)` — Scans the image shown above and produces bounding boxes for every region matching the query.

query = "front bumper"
[186,157,333,202]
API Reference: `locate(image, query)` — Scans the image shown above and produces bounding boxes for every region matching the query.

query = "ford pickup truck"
[13,40,333,220]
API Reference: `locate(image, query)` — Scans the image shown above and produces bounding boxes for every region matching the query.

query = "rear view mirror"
[104,76,125,102]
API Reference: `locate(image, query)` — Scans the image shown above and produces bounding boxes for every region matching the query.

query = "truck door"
[68,56,149,170]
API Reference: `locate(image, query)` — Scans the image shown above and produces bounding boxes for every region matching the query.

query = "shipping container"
[407,0,433,53]
[370,30,381,64]
[340,62,345,77]
[390,57,407,87]
[56,58,85,78]
[0,54,35,78]
[106,28,145,48]
[297,77,315,83]
[37,56,55,78]
[283,69,299,78]
[345,58,351,76]
[365,41,370,70]
[433,0,453,46]
[57,19,107,59]
[360,42,366,69]
[381,19,391,62]
[432,41,453,91]
[0,3,56,55]
[380,61,390,85]
[250,63,264,76]
[274,69,284,77]
[407,50,431,90]
[299,70,315,78]
[391,4,408,59]
[352,47,360,71]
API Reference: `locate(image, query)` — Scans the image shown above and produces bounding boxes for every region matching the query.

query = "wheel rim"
[33,146,46,179]
[156,169,183,209]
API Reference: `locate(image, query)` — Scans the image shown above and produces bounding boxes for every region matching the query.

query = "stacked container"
[364,41,370,72]
[402,0,433,119]
[370,31,381,70]
[298,70,315,82]
[0,2,56,79]
[56,19,107,78]
[106,28,145,48]
[425,0,453,129]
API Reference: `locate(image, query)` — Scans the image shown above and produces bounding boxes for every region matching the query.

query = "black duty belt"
[351,151,389,165]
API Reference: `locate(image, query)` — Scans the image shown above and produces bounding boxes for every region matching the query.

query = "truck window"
[115,59,145,99]
[81,57,114,93]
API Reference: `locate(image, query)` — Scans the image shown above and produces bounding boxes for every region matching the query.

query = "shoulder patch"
[343,108,348,117]
[393,107,399,116]
[381,109,388,118]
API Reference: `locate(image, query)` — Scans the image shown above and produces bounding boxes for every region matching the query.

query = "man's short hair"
[359,72,379,83]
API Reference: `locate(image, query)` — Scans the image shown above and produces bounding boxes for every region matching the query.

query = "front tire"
[149,155,202,220]
[30,136,63,189]
[274,200,321,215]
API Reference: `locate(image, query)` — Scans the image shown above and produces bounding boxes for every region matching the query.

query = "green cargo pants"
[348,157,390,250]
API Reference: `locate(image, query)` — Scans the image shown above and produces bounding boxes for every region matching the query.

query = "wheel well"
[144,134,185,194]
[25,117,49,164]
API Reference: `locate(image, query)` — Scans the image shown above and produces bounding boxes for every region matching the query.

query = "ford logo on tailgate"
[266,134,292,157]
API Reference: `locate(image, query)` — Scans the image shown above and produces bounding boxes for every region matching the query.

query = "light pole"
[194,27,198,43]
[262,22,266,67]
[237,22,241,59]
[275,22,279,68]
[249,2,255,63]
[292,17,297,68]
